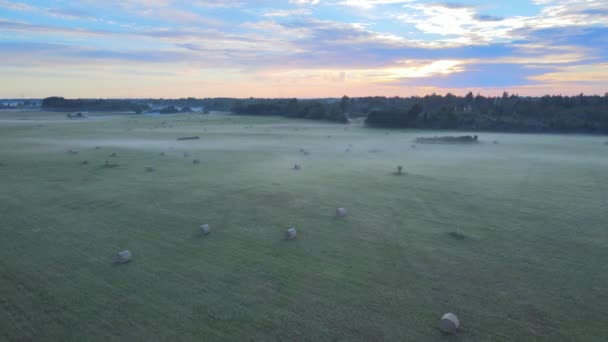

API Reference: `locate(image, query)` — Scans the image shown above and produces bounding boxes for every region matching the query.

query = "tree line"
[362,93,608,133]
[40,93,608,133]
[232,98,348,123]
[42,97,148,113]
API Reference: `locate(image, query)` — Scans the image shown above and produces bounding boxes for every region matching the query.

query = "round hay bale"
[200,224,210,235]
[95,146,101,150]
[439,313,459,334]
[113,250,132,264]
[286,227,297,240]
[336,207,348,217]
[293,164,301,170]
[81,160,89,165]
[193,159,200,164]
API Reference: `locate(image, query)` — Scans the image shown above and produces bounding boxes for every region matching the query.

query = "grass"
[0,111,607,341]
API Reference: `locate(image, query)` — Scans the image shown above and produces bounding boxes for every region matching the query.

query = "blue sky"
[0,0,606,98]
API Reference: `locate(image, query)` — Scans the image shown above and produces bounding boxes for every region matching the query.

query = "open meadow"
[0,111,607,341]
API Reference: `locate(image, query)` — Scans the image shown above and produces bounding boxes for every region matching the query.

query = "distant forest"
[361,93,608,133]
[39,93,608,133]
[42,97,148,114]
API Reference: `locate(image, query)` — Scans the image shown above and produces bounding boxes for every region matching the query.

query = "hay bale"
[193,159,200,164]
[293,164,301,170]
[112,250,132,264]
[439,313,459,334]
[336,207,348,217]
[81,160,89,165]
[145,166,155,172]
[200,224,211,235]
[286,227,297,240]
[94,146,101,150]
[448,231,466,240]
[103,160,119,168]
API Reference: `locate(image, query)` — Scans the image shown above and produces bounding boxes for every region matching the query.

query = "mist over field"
[0,111,607,341]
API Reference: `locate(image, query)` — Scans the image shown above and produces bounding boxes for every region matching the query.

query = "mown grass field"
[0,111,607,341]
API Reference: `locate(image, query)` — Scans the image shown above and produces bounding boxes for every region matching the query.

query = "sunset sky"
[1,0,607,98]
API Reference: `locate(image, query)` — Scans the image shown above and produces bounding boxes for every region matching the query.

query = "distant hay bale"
[81,160,89,165]
[439,313,460,334]
[416,135,479,144]
[145,166,155,172]
[94,146,101,150]
[200,224,211,235]
[448,231,466,240]
[112,250,132,264]
[293,163,301,170]
[103,160,119,168]
[193,159,200,164]
[286,227,297,240]
[336,207,348,217]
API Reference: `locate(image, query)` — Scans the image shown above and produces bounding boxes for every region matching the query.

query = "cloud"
[263,8,313,17]
[289,0,320,5]
[337,0,414,9]
[139,8,224,26]
[395,0,608,46]
[0,0,37,11]
[529,63,608,83]
[190,0,243,7]
[46,8,97,20]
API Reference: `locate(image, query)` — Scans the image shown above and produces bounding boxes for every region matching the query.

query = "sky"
[0,0,607,98]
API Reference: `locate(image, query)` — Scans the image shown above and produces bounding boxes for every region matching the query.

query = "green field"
[1,111,607,341]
